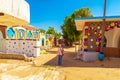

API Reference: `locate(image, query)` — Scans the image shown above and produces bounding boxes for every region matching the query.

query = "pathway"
[0,47,120,80]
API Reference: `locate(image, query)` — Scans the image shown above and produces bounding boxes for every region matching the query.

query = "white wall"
[6,40,40,57]
[0,0,30,22]
[105,28,120,48]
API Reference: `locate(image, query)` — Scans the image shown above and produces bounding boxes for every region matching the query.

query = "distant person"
[78,45,84,60]
[57,44,64,65]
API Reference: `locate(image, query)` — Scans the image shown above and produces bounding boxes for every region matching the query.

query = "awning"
[75,16,120,30]
[0,13,29,27]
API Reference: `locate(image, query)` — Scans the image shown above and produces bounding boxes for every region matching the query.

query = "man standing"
[57,44,64,65]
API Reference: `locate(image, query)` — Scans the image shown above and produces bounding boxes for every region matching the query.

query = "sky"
[27,0,120,32]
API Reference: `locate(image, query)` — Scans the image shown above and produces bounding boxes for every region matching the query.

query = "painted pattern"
[83,21,120,52]
[6,40,40,57]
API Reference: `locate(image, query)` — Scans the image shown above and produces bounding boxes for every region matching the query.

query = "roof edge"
[75,16,120,20]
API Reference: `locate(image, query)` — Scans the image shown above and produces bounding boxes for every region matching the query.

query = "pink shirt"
[58,47,64,55]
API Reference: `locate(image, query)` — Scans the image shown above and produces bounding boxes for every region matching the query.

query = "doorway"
[42,38,45,46]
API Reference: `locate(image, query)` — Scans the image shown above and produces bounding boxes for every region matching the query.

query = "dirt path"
[0,47,120,80]
[44,47,120,68]
[44,47,120,80]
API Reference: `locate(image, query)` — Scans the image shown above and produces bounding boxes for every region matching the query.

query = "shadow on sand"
[44,50,120,68]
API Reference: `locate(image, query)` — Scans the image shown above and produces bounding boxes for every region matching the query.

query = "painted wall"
[39,33,46,46]
[0,39,6,53]
[6,40,40,57]
[0,26,40,57]
[83,21,120,52]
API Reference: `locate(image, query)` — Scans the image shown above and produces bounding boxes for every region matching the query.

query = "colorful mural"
[0,26,40,57]
[83,21,120,52]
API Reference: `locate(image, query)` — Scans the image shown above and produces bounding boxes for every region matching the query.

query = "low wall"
[6,39,40,57]
[0,53,25,60]
[82,52,99,62]
[104,47,120,57]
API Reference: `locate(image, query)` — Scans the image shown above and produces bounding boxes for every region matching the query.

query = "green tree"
[56,32,62,39]
[38,28,46,33]
[61,7,93,45]
[46,27,62,39]
[46,27,56,35]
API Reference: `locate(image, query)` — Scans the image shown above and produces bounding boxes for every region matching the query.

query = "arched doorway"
[105,28,120,47]
[104,28,120,57]
[42,38,45,46]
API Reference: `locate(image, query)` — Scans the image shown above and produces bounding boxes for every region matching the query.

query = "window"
[7,28,15,39]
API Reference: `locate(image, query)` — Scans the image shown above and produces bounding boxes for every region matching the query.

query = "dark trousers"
[58,55,62,65]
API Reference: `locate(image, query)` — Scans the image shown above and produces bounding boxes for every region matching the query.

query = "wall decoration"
[28,31,32,38]
[91,39,93,42]
[95,47,100,52]
[7,28,15,39]
[46,34,49,39]
[34,31,38,38]
[14,42,16,44]
[84,45,88,49]
[6,40,40,57]
[19,29,25,39]
[84,40,88,44]
[90,45,93,48]
[88,33,90,36]
[84,49,88,52]
[85,22,89,25]
[84,35,88,39]
[94,32,97,35]
[96,42,99,45]
[97,26,100,29]
[115,22,118,26]
[118,22,120,28]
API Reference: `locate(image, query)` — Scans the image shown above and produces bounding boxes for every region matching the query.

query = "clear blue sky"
[27,0,120,32]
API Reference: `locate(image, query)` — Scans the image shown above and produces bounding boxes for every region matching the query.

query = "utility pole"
[100,0,107,52]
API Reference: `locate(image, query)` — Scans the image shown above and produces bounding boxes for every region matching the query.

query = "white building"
[0,0,40,57]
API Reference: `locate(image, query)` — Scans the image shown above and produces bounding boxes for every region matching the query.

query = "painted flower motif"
[110,22,115,26]
[84,35,88,39]
[84,46,88,49]
[97,26,100,29]
[84,49,88,52]
[23,42,25,44]
[85,22,89,25]
[14,42,16,44]
[90,45,93,48]
[84,41,88,44]
[115,22,118,26]
[90,39,93,41]
[95,47,100,52]
[96,42,99,45]
[99,30,102,34]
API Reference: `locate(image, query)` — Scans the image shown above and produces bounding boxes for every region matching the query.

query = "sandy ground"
[0,47,120,80]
